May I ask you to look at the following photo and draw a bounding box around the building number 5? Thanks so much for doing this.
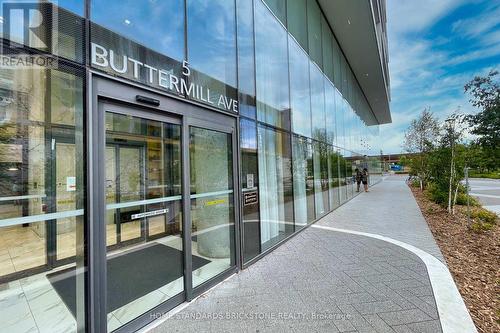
[182,60,190,76]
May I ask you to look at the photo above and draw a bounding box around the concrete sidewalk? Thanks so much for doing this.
[145,176,476,333]
[318,175,445,263]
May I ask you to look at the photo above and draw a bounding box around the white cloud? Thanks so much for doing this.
[451,1,500,38]
[382,0,499,154]
[387,0,467,36]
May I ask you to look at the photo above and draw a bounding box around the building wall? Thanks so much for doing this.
[0,0,387,331]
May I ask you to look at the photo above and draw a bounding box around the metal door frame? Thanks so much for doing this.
[88,73,240,333]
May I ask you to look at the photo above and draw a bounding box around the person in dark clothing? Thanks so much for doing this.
[362,168,369,192]
[355,168,362,192]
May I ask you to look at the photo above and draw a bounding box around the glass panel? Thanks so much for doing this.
[320,142,330,212]
[328,145,340,209]
[263,0,286,25]
[322,16,334,82]
[310,62,326,141]
[240,119,261,263]
[0,67,85,332]
[307,0,322,68]
[187,0,238,109]
[91,0,184,61]
[190,127,235,287]
[289,37,312,138]
[345,150,354,199]
[292,136,315,227]
[313,141,324,217]
[54,0,85,15]
[325,78,336,144]
[255,0,290,129]
[333,38,342,89]
[338,149,347,203]
[0,2,84,62]
[237,0,257,119]
[334,88,343,147]
[104,112,183,331]
[287,0,308,51]
[257,125,294,249]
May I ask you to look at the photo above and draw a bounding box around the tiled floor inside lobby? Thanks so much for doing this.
[0,232,230,333]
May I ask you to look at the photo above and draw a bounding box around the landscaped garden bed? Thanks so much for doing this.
[409,184,499,333]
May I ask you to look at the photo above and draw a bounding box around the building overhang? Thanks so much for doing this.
[318,0,392,125]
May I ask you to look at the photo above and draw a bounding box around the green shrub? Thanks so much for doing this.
[471,209,498,224]
[455,193,480,206]
[410,179,420,188]
[426,183,448,206]
[471,221,495,232]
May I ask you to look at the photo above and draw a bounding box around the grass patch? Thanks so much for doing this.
[469,170,500,179]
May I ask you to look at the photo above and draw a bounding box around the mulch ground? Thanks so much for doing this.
[410,184,500,333]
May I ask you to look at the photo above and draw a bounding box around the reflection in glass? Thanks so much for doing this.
[287,0,308,51]
[257,125,294,250]
[91,0,185,61]
[345,150,354,200]
[264,0,286,24]
[325,79,336,144]
[328,146,341,209]
[255,0,290,129]
[333,38,342,89]
[240,119,261,263]
[289,38,312,138]
[190,127,235,287]
[310,62,326,141]
[0,67,85,332]
[187,0,238,109]
[237,0,257,118]
[320,142,330,213]
[338,149,347,203]
[292,136,315,227]
[105,113,183,331]
[322,16,334,81]
[307,0,323,68]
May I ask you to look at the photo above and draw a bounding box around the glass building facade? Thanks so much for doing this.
[0,0,387,332]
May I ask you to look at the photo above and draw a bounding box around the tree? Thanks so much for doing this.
[403,109,440,189]
[440,113,467,214]
[464,70,500,170]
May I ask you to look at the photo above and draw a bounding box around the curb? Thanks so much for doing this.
[311,224,478,333]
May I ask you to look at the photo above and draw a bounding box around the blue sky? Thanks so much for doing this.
[379,0,500,154]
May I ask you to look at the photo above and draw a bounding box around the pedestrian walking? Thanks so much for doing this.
[355,168,362,192]
[362,168,369,192]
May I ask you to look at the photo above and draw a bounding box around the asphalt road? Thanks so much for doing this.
[467,178,500,215]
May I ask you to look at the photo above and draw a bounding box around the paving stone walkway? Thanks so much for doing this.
[318,175,445,263]
[147,175,474,333]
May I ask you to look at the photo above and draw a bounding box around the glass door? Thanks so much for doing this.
[101,105,184,332]
[189,126,237,288]
[97,101,238,331]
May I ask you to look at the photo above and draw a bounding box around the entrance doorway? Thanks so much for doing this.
[91,100,238,332]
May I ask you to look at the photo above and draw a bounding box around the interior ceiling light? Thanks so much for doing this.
[7,167,18,171]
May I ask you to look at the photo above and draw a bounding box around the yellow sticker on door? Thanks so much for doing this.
[205,198,227,206]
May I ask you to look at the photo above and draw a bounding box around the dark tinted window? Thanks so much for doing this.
[287,0,308,51]
[307,0,322,68]
[263,0,286,25]
[240,118,261,262]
